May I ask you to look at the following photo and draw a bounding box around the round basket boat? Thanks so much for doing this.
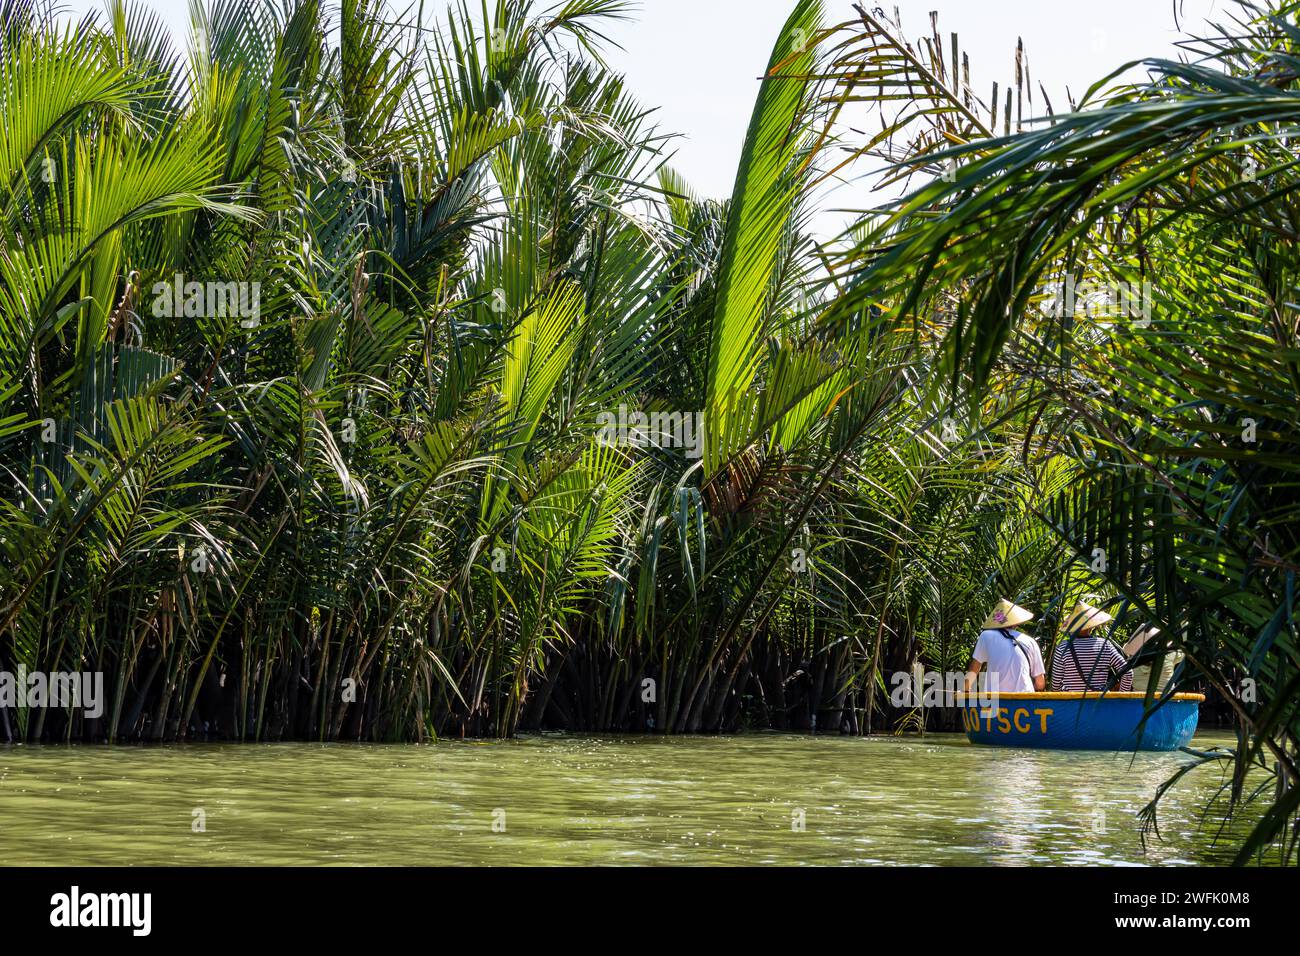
[959,692,1205,752]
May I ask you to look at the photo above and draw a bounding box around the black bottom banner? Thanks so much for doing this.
[0,865,1282,942]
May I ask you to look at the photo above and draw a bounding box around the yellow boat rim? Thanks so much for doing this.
[966,691,1205,702]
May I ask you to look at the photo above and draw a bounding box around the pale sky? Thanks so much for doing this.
[63,0,1227,198]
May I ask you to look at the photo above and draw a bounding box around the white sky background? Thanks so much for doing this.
[62,0,1229,201]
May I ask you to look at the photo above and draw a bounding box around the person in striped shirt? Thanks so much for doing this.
[1051,600,1133,692]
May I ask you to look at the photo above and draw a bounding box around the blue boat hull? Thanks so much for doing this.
[961,692,1203,751]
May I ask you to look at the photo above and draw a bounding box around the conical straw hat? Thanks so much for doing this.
[1063,600,1114,635]
[1122,625,1160,657]
[982,598,1034,630]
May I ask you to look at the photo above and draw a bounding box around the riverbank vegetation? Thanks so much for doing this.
[1,0,1296,862]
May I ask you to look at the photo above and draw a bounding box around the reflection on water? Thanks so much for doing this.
[0,732,1247,865]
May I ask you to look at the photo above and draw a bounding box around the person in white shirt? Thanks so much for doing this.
[965,599,1046,694]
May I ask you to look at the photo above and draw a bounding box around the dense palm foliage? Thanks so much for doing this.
[0,0,1036,748]
[818,0,1300,863]
[1,0,1296,863]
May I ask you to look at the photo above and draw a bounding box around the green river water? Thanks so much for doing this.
[0,731,1248,865]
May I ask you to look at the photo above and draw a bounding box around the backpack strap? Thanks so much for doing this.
[999,629,1037,682]
[1067,636,1107,691]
